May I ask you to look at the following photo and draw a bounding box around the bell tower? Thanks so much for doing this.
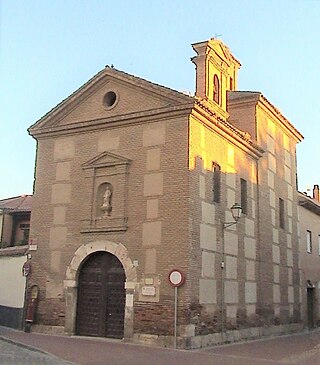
[191,38,241,120]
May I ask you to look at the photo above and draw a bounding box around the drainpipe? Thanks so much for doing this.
[221,220,225,341]
[0,209,3,245]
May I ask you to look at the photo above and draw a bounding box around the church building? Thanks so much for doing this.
[27,38,303,348]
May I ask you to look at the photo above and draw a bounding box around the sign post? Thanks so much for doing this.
[168,269,185,349]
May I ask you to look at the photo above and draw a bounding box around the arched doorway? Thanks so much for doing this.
[76,251,126,338]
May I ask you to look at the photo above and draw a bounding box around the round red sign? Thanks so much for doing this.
[168,269,185,287]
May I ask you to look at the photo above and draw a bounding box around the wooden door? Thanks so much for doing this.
[307,287,314,328]
[76,252,125,338]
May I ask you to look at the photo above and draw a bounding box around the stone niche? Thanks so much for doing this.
[82,151,131,232]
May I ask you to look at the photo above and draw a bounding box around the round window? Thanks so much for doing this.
[103,91,117,108]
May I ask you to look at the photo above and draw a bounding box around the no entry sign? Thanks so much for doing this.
[168,269,185,287]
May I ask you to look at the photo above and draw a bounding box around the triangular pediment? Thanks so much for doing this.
[29,67,192,136]
[82,151,131,170]
[208,39,241,68]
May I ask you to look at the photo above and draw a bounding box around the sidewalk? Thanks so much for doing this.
[0,335,77,365]
[0,325,319,365]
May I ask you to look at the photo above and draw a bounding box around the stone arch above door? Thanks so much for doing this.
[64,240,137,289]
[63,240,137,338]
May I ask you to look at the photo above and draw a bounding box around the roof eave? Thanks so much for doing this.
[258,94,304,143]
[28,67,193,136]
[298,193,320,215]
[192,99,264,159]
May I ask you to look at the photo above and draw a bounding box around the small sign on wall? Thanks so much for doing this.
[141,286,156,296]
[139,274,161,302]
[28,238,38,251]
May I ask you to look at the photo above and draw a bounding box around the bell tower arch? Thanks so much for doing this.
[191,37,241,120]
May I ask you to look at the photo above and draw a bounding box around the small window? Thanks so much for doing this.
[230,77,233,90]
[212,162,221,203]
[19,223,30,244]
[279,198,285,229]
[19,223,30,229]
[240,178,248,214]
[307,230,312,253]
[103,91,117,108]
[213,74,220,104]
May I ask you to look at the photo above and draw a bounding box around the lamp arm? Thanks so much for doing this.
[222,221,237,229]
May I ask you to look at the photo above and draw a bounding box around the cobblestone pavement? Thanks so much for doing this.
[0,326,319,365]
[0,337,77,365]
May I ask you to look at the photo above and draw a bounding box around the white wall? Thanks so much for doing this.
[0,256,26,308]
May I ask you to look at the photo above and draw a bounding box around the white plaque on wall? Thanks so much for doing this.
[141,286,156,296]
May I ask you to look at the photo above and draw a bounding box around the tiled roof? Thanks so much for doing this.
[0,195,32,213]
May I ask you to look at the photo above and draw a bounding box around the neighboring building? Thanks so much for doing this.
[298,185,320,328]
[27,38,303,348]
[0,195,32,328]
[0,195,32,249]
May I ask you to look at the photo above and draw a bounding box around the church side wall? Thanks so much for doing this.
[255,106,301,326]
[186,114,260,347]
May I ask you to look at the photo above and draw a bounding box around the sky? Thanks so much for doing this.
[1,0,319,199]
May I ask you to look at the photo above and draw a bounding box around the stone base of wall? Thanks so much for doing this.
[30,322,304,350]
[0,305,24,329]
[31,325,66,335]
[132,333,174,348]
[133,323,304,349]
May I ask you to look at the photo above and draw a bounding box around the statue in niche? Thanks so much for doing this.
[101,184,113,216]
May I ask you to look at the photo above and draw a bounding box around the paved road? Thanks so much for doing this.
[204,330,320,364]
[0,326,320,365]
[0,337,76,365]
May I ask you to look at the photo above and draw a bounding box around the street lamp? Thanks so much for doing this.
[222,203,242,229]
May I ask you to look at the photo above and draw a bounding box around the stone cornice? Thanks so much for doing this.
[29,103,194,139]
[196,97,230,121]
